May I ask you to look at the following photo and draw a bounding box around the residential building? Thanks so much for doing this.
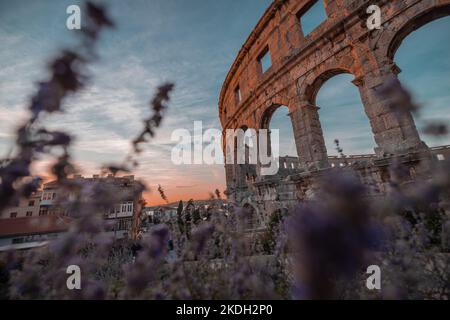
[0,215,71,251]
[40,174,143,239]
[0,191,42,219]
[0,174,144,251]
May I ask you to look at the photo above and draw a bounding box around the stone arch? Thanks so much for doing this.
[387,5,450,148]
[233,125,248,155]
[260,104,284,130]
[237,125,254,165]
[302,67,356,105]
[222,123,251,152]
[223,124,251,197]
[259,89,293,130]
[290,67,363,166]
[230,124,258,191]
[259,103,299,160]
[358,3,449,155]
[386,3,450,62]
[309,69,376,155]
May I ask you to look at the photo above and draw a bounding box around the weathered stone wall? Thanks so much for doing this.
[219,0,450,225]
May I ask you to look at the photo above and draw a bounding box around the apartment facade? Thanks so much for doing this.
[0,174,144,250]
[0,215,71,252]
[39,174,144,239]
[0,191,42,219]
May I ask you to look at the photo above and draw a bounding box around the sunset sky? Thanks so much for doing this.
[1,1,449,205]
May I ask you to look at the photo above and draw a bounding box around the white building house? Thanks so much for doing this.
[0,215,71,252]
[0,174,144,251]
[1,191,42,219]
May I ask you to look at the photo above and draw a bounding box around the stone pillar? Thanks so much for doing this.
[289,101,329,169]
[355,63,427,156]
[235,165,247,189]
[224,163,234,191]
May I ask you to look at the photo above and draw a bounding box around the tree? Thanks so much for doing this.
[193,208,201,224]
[177,200,184,234]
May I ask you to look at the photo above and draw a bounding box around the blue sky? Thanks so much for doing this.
[0,1,449,203]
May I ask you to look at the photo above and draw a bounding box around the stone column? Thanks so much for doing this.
[355,63,427,156]
[289,101,329,169]
[224,163,234,191]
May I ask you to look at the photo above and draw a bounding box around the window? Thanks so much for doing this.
[12,238,24,244]
[437,154,445,161]
[258,47,271,74]
[39,207,48,216]
[297,0,327,36]
[10,212,17,218]
[42,192,52,200]
[26,211,33,217]
[235,86,241,104]
[48,208,59,215]
[28,200,35,206]
[117,218,132,231]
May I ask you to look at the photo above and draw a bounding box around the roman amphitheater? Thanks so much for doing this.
[218,0,450,229]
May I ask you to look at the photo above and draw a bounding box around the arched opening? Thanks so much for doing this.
[313,73,376,156]
[387,5,450,61]
[391,10,450,148]
[260,105,298,172]
[231,125,258,189]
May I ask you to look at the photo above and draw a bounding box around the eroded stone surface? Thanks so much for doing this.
[219,0,450,228]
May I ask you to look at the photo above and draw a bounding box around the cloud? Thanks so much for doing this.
[3,1,448,205]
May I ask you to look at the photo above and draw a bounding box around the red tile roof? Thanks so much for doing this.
[0,216,72,238]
